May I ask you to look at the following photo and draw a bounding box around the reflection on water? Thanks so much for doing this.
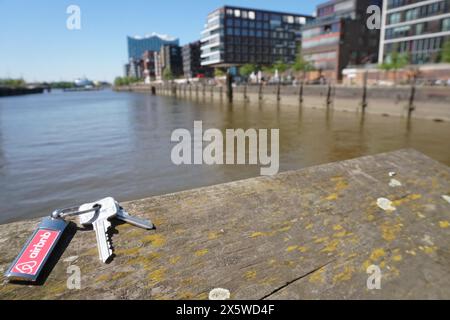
[0,89,449,224]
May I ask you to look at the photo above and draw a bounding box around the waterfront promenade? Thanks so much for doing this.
[1,149,449,299]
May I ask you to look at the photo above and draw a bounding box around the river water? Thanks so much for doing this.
[0,89,449,224]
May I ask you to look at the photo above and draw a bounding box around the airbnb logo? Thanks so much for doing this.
[14,261,38,274]
[11,229,59,276]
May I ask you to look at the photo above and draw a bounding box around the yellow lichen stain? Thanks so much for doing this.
[417,213,426,219]
[178,292,194,299]
[95,271,130,283]
[298,246,308,253]
[439,221,450,228]
[370,248,386,261]
[85,247,99,256]
[347,253,357,259]
[148,268,166,283]
[195,249,209,257]
[175,229,185,234]
[196,292,209,300]
[333,230,347,238]
[245,270,257,280]
[314,236,329,244]
[286,245,298,252]
[333,265,354,283]
[305,223,314,230]
[333,225,343,231]
[392,194,422,206]
[419,246,437,255]
[115,247,141,256]
[349,235,360,245]
[208,231,220,240]
[309,267,325,284]
[181,278,195,286]
[278,225,292,232]
[142,234,166,247]
[367,214,375,222]
[380,221,403,242]
[321,239,340,253]
[392,255,402,262]
[250,232,266,238]
[95,274,109,283]
[261,277,278,286]
[169,256,181,265]
[362,260,371,271]
[335,179,349,191]
[127,252,160,268]
[388,266,400,277]
[406,250,416,256]
[326,193,338,201]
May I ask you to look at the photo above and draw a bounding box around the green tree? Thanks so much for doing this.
[293,47,314,81]
[0,78,26,87]
[214,68,226,77]
[113,76,140,87]
[273,60,289,74]
[239,64,257,79]
[379,50,409,84]
[441,40,450,63]
[162,67,174,81]
[261,65,274,75]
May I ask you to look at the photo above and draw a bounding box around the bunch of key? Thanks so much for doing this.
[75,197,154,263]
[5,197,154,282]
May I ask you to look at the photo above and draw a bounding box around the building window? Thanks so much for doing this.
[296,17,306,25]
[443,18,450,31]
[249,11,256,20]
[405,8,419,21]
[389,13,401,24]
[226,9,233,15]
[283,15,294,24]
[416,23,424,35]
[234,9,241,18]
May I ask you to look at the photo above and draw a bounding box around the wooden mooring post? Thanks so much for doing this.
[361,71,368,113]
[326,82,333,109]
[226,73,233,103]
[408,76,416,119]
[258,82,263,101]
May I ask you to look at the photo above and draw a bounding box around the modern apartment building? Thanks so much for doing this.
[124,59,143,78]
[127,33,179,60]
[142,50,156,81]
[182,41,213,79]
[379,0,450,64]
[301,0,381,81]
[200,6,313,68]
[155,44,183,80]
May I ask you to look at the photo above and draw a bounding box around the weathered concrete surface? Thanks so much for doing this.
[0,149,449,300]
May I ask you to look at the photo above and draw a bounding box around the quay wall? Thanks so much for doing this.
[116,84,450,121]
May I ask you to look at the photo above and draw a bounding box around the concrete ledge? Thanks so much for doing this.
[1,149,449,299]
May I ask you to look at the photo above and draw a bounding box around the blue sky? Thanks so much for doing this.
[0,0,322,82]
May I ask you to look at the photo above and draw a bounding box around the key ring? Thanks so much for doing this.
[51,204,101,219]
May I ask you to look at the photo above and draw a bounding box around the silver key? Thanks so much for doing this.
[79,197,118,263]
[116,208,154,230]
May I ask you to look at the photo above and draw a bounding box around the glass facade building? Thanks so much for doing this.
[200,6,313,67]
[127,34,179,60]
[379,0,450,64]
